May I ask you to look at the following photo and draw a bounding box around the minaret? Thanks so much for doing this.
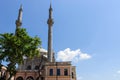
[15,5,23,29]
[47,3,54,62]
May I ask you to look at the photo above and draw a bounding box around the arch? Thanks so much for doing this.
[36,77,44,80]
[16,76,24,80]
[36,77,39,80]
[26,76,34,80]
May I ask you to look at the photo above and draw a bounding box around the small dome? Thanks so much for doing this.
[1,66,7,70]
[37,48,47,57]
[38,48,47,53]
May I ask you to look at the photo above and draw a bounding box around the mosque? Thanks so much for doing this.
[1,3,76,80]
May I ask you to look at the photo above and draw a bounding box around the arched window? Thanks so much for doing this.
[26,76,34,80]
[36,77,39,80]
[16,76,23,80]
[35,66,39,70]
[26,65,31,70]
[36,77,44,80]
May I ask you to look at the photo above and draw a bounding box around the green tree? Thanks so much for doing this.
[0,28,41,80]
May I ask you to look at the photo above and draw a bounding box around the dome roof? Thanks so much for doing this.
[1,66,7,70]
[37,48,48,58]
[37,48,47,53]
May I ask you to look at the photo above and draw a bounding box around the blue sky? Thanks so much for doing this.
[0,0,120,80]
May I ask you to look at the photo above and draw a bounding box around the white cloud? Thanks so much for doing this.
[56,48,91,62]
[117,70,120,74]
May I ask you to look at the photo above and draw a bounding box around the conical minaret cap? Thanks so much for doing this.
[47,3,54,27]
[16,4,23,27]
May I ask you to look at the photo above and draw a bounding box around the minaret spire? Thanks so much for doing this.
[16,4,23,28]
[47,3,54,62]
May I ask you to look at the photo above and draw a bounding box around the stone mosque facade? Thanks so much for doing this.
[11,3,76,80]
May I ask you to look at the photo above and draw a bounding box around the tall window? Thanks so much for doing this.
[57,69,60,76]
[64,69,68,76]
[50,69,53,76]
[72,72,74,78]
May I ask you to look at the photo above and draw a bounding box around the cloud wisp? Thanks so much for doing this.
[56,48,91,62]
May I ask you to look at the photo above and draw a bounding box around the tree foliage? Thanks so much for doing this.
[0,28,41,80]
